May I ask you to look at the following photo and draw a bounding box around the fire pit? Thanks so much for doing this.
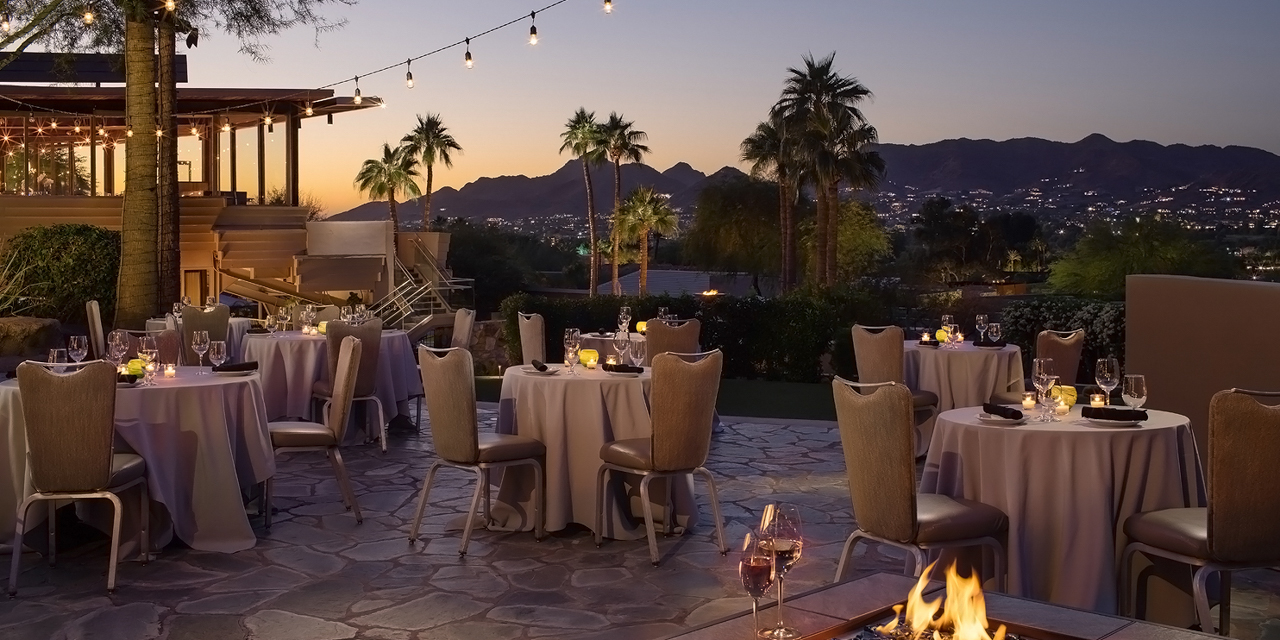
[857,562,1011,640]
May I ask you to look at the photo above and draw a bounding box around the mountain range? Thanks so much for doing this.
[329,134,1280,223]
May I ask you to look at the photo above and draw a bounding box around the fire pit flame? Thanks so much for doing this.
[871,562,1007,640]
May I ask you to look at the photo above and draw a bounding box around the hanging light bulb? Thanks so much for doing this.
[604,0,613,14]
[465,38,473,69]
[83,8,94,25]
[97,125,105,136]
[1,15,10,33]
[353,76,362,104]
[50,120,57,129]
[405,59,414,88]
[529,11,538,45]
[190,124,199,136]
[74,121,81,133]
[304,103,314,117]
[164,0,175,10]
[221,118,231,133]
[264,114,273,126]
[126,123,133,137]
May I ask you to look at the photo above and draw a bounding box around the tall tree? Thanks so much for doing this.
[740,118,798,290]
[558,108,605,296]
[683,177,786,296]
[157,10,181,309]
[599,113,650,295]
[617,186,677,295]
[830,121,885,284]
[354,144,421,246]
[116,5,159,328]
[400,113,461,231]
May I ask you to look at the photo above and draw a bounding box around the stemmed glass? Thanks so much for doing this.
[277,308,291,332]
[1095,357,1120,405]
[759,504,804,640]
[987,322,1002,343]
[192,330,210,375]
[265,314,278,337]
[205,295,216,309]
[975,314,988,342]
[354,304,368,325]
[68,336,88,363]
[739,530,776,637]
[564,329,581,376]
[629,339,646,368]
[1032,358,1057,422]
[618,306,632,332]
[208,341,227,372]
[657,307,669,324]
[612,331,631,365]
[945,323,961,349]
[1122,374,1148,410]
[137,336,158,386]
[172,302,184,317]
[108,330,129,369]
[181,296,191,307]
[340,306,352,323]
[47,349,68,374]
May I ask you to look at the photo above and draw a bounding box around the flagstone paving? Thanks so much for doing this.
[0,408,1276,639]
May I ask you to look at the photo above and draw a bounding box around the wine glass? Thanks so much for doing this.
[1032,358,1056,422]
[181,295,191,307]
[941,314,954,330]
[68,335,88,363]
[355,304,368,324]
[1122,374,1148,409]
[657,307,669,324]
[564,329,581,375]
[1095,357,1120,405]
[987,322,1002,343]
[108,330,129,369]
[137,336,158,386]
[192,330,210,375]
[265,314,278,337]
[739,530,775,637]
[974,314,988,342]
[612,331,631,365]
[945,323,961,349]
[618,306,632,332]
[629,339,647,367]
[205,295,216,309]
[208,340,227,372]
[47,348,68,374]
[760,504,804,640]
[172,302,184,317]
[340,306,352,323]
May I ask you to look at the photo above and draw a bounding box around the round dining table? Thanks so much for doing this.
[579,331,646,362]
[904,341,1025,410]
[920,404,1204,615]
[0,366,274,554]
[241,329,419,424]
[146,316,254,364]
[494,364,696,540]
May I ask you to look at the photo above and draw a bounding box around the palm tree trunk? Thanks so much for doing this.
[582,159,599,296]
[814,184,828,286]
[422,163,433,229]
[826,181,839,285]
[611,157,622,295]
[388,193,399,248]
[783,181,797,290]
[116,15,158,329]
[158,16,181,307]
[639,226,650,295]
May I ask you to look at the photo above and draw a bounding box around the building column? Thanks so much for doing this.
[256,121,265,205]
[286,113,300,207]
[229,126,237,201]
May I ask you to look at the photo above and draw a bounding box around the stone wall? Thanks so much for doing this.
[0,317,62,373]
[468,319,511,376]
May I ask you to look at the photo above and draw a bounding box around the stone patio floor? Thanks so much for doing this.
[1,407,1277,640]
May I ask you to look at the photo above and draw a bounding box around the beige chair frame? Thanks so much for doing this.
[264,398,363,529]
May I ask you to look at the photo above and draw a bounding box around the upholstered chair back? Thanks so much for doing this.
[155,329,183,366]
[649,350,722,472]
[326,319,383,398]
[17,361,118,492]
[1206,390,1280,563]
[518,313,546,364]
[181,304,231,365]
[86,300,106,359]
[1036,330,1085,386]
[645,318,701,366]
[452,308,476,350]
[832,379,917,543]
[324,337,362,443]
[419,347,479,464]
[851,325,905,384]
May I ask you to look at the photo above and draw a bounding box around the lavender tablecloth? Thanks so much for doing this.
[147,317,253,365]
[904,341,1025,410]
[579,332,646,363]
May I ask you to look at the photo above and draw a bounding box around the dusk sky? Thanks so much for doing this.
[183,0,1280,214]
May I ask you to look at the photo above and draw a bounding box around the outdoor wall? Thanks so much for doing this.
[1126,274,1280,459]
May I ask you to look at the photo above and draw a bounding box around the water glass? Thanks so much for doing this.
[629,339,646,367]
[355,304,368,324]
[987,322,1002,343]
[172,302,184,316]
[612,331,631,364]
[618,306,632,332]
[137,336,158,386]
[205,295,216,309]
[68,335,88,363]
[1095,357,1120,403]
[340,306,352,323]
[108,330,129,368]
[1032,358,1056,422]
[208,341,227,370]
[945,323,961,349]
[192,330,211,374]
[265,315,278,337]
[277,308,291,331]
[739,530,775,637]
[941,314,954,329]
[1122,374,1148,409]
[181,295,191,307]
[657,307,669,323]
[975,314,988,341]
[47,349,68,374]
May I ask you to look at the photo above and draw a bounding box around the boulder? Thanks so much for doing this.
[0,317,62,359]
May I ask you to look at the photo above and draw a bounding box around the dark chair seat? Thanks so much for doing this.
[312,379,333,398]
[1123,507,1208,559]
[269,421,338,448]
[477,433,546,463]
[108,453,146,488]
[599,437,652,470]
[912,389,939,409]
[915,493,1008,544]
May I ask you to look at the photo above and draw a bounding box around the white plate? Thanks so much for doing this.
[522,365,560,376]
[588,332,615,338]
[117,380,140,388]
[214,370,256,377]
[1084,417,1142,428]
[977,345,1005,351]
[976,412,1027,426]
[604,371,640,378]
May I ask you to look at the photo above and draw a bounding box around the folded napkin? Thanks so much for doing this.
[982,403,1023,420]
[530,360,548,372]
[918,338,940,346]
[601,363,644,374]
[973,340,1007,348]
[4,370,14,380]
[1082,407,1148,421]
[246,327,269,334]
[118,373,139,384]
[212,361,258,373]
[595,329,614,338]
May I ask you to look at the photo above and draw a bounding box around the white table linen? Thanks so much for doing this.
[904,341,1025,410]
[0,367,275,553]
[147,317,253,364]
[580,332,646,362]
[495,365,696,540]
[921,405,1204,614]
[241,330,418,423]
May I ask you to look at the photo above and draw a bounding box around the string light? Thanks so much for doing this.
[83,8,94,25]
[465,38,473,68]
[50,120,57,129]
[221,118,231,133]
[1,15,10,33]
[304,103,314,116]
[74,121,81,133]
[190,124,199,136]
[126,122,133,137]
[353,76,362,104]
[97,125,105,136]
[405,59,414,88]
[528,11,538,45]
[604,0,612,14]
[264,114,273,126]
[164,0,175,10]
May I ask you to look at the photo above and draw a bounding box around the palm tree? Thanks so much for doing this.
[741,118,799,291]
[559,109,606,296]
[116,10,159,328]
[401,113,462,230]
[830,121,885,283]
[617,186,678,295]
[599,113,650,294]
[354,144,422,245]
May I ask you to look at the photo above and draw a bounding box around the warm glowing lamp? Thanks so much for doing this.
[636,321,647,334]
[164,364,177,378]
[580,349,599,369]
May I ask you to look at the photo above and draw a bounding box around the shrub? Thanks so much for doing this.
[2,224,120,324]
[1000,296,1126,380]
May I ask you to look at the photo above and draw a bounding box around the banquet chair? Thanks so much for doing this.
[409,346,546,555]
[594,350,728,566]
[264,336,363,528]
[452,308,476,350]
[86,300,106,360]
[851,325,939,457]
[518,313,545,364]
[404,315,436,431]
[180,304,230,366]
[9,360,149,595]
[1120,388,1280,634]
[831,377,1007,589]
[1037,329,1085,386]
[312,319,386,452]
[643,318,701,366]
[119,329,182,365]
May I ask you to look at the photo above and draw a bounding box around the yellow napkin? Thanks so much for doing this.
[318,321,328,335]
[126,359,144,376]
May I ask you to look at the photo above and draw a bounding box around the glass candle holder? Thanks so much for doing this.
[1022,392,1037,410]
[605,355,618,366]
[1055,400,1070,416]
[1090,394,1106,408]
[580,349,599,369]
[164,364,177,378]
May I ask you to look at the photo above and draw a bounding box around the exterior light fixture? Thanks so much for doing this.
[164,0,175,11]
[327,113,333,126]
[83,9,94,25]
[529,12,538,45]
[221,118,231,133]
[97,126,105,136]
[353,76,362,104]
[50,120,57,129]
[405,59,414,88]
[126,124,134,137]
[465,38,473,68]
[604,0,612,14]
[190,125,199,136]
[264,115,273,126]
[74,121,81,133]
[1,15,11,33]
[305,103,314,116]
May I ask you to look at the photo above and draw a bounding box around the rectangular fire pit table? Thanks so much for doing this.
[666,572,1218,640]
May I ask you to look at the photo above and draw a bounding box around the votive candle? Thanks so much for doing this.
[1022,392,1036,410]
[1055,400,1070,416]
[605,355,618,366]
[1090,394,1106,408]
[164,364,177,378]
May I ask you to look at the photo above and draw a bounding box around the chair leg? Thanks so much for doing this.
[1192,565,1216,634]
[695,468,727,555]
[369,397,387,453]
[531,459,545,542]
[415,396,422,431]
[1220,571,1232,636]
[834,532,862,583]
[105,493,123,593]
[139,482,150,565]
[8,496,34,597]
[482,468,492,527]
[663,479,674,537]
[409,462,442,543]
[908,547,926,577]
[263,478,274,531]
[328,448,362,524]
[458,468,485,556]
[1119,544,1137,617]
[639,474,661,566]
[983,538,1005,593]
[46,501,56,567]
[594,466,609,548]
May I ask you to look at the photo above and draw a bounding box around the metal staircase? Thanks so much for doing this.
[371,237,473,328]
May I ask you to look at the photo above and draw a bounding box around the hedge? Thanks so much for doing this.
[1000,296,1126,382]
[2,224,120,325]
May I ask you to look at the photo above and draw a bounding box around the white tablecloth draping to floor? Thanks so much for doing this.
[921,405,1204,615]
[241,330,419,424]
[904,341,1025,410]
[0,368,275,554]
[579,332,646,362]
[495,365,696,540]
[146,317,253,364]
